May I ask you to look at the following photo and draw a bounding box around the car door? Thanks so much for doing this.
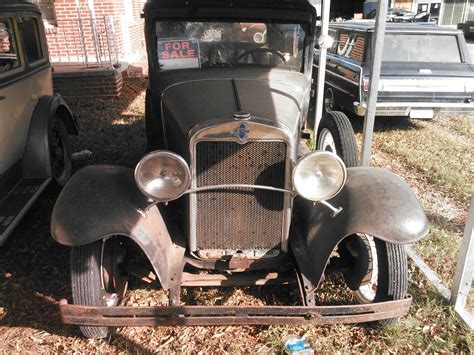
[330,30,365,111]
[0,15,27,177]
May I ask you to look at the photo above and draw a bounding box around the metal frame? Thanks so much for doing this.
[58,296,413,327]
[451,194,474,329]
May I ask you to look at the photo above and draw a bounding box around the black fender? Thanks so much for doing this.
[51,165,185,291]
[24,94,78,178]
[291,167,428,287]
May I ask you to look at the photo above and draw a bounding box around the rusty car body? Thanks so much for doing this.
[50,0,428,338]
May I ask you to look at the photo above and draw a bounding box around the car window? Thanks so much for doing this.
[336,31,365,62]
[156,21,307,72]
[22,17,44,64]
[383,33,461,63]
[0,18,21,74]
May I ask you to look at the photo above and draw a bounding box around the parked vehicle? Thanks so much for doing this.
[457,20,474,39]
[0,1,77,246]
[51,0,428,338]
[315,21,474,119]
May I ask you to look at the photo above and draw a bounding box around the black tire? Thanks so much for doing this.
[71,239,127,339]
[355,236,408,327]
[317,111,358,167]
[49,115,72,187]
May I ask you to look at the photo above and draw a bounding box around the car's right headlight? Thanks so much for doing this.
[293,151,347,201]
[135,151,191,202]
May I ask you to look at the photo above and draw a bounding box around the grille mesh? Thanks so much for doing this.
[195,141,287,251]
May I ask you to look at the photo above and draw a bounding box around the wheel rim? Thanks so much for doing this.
[49,122,67,180]
[354,234,379,304]
[317,128,337,153]
[324,88,335,112]
[100,238,127,307]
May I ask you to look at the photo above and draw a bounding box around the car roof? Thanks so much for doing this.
[0,0,41,13]
[329,20,461,34]
[145,0,314,10]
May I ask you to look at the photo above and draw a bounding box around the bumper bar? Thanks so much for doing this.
[59,296,412,326]
[353,101,474,117]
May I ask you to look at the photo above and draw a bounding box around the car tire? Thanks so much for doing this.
[48,115,72,187]
[317,111,358,167]
[71,238,128,339]
[354,235,408,327]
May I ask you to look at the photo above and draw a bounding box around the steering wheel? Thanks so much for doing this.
[237,47,286,65]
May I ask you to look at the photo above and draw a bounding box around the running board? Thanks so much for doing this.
[59,296,412,327]
[0,177,51,246]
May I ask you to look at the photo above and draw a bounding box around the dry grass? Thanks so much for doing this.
[0,81,472,352]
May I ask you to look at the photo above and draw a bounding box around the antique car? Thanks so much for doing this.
[315,21,474,119]
[0,1,76,246]
[51,0,428,339]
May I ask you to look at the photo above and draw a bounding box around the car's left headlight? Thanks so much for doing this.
[293,151,347,201]
[135,151,191,202]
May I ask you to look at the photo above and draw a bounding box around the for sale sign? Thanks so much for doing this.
[158,39,200,70]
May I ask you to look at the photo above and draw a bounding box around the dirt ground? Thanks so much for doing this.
[0,80,472,352]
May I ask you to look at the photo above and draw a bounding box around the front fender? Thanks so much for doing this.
[291,167,428,287]
[51,165,184,290]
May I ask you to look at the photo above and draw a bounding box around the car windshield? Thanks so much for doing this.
[156,21,306,71]
[382,33,461,62]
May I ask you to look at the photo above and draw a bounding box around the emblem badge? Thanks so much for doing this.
[234,122,250,143]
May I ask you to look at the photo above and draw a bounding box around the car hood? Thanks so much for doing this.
[159,69,309,143]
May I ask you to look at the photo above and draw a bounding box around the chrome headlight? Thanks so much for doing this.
[293,151,347,201]
[135,151,191,202]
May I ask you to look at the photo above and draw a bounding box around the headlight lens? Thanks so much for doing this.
[135,151,191,202]
[293,151,347,201]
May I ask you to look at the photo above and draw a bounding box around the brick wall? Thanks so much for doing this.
[53,68,123,97]
[45,0,146,64]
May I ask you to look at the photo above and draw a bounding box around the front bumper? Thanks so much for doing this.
[353,101,474,118]
[59,296,412,326]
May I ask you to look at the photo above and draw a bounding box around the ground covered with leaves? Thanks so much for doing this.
[0,80,472,352]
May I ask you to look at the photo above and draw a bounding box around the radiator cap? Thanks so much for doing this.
[234,111,251,121]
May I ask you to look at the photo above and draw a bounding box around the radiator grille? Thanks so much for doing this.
[195,141,287,251]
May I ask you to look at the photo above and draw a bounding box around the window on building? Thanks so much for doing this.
[0,18,21,74]
[22,17,44,64]
[30,0,57,26]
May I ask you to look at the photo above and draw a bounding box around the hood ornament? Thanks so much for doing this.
[233,111,251,121]
[234,122,250,143]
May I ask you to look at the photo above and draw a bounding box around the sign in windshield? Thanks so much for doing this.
[156,21,306,71]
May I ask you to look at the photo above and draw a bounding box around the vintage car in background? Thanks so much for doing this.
[51,0,428,339]
[0,1,77,246]
[315,21,474,119]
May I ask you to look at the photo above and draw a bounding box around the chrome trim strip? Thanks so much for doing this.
[188,118,295,255]
[185,184,296,195]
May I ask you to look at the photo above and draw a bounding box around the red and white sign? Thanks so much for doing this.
[158,39,200,70]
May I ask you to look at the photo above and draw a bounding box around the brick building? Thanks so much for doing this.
[30,0,147,97]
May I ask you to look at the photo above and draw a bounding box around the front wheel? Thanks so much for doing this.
[354,234,408,327]
[317,111,358,167]
[71,238,128,339]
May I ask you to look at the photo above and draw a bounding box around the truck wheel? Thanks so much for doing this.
[354,234,408,327]
[71,238,128,339]
[49,115,72,187]
[317,111,358,167]
[323,87,337,112]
